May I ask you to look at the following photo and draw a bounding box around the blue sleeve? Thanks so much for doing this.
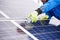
[41,0,60,13]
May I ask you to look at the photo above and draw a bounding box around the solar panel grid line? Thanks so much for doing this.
[43,26,58,31]
[56,27,60,31]
[36,27,47,33]
[39,34,52,40]
[33,31,60,35]
[28,26,60,34]
[48,27,56,31]
[29,28,37,34]
[34,25,53,27]
[48,32,60,39]
[33,27,46,33]
[33,27,40,33]
[49,26,60,31]
[34,32,60,40]
[34,35,52,40]
[28,33,60,40]
[49,33,58,39]
[55,38,60,40]
[28,24,56,27]
[51,26,58,31]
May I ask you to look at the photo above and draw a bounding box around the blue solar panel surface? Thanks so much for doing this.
[20,21,60,40]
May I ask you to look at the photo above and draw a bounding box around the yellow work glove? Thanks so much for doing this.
[38,13,49,25]
[40,15,49,20]
[38,13,49,20]
[28,11,38,23]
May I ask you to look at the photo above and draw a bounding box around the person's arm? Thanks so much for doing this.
[36,0,60,14]
[41,0,60,13]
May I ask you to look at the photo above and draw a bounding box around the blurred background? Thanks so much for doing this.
[0,0,38,18]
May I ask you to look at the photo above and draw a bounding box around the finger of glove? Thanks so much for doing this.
[31,16,38,23]
[40,16,49,20]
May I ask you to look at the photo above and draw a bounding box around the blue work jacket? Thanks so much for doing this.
[41,0,60,20]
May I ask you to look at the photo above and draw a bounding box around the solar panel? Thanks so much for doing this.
[20,20,60,40]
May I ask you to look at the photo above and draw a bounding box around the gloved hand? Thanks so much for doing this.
[28,11,38,23]
[38,13,49,20]
[38,13,49,25]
